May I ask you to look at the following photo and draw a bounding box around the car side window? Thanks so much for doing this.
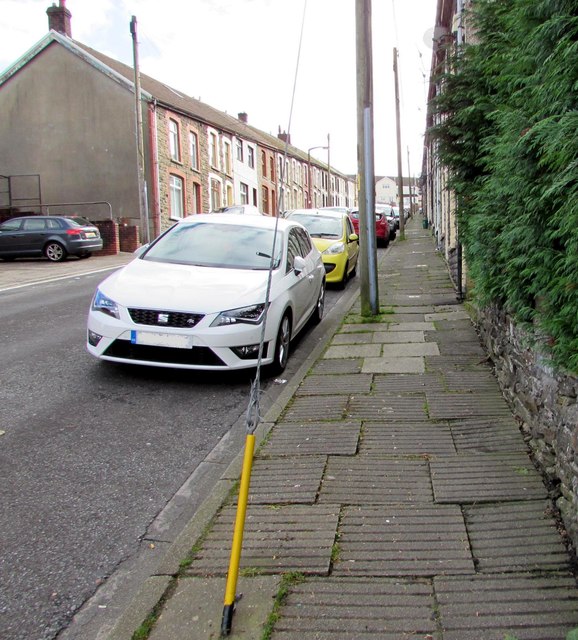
[286,229,302,274]
[0,219,22,231]
[47,219,62,229]
[23,219,47,231]
[346,217,354,236]
[295,226,313,257]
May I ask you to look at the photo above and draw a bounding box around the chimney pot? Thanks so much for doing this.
[238,112,248,123]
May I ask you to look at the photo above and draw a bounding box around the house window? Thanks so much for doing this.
[190,182,200,213]
[261,151,267,177]
[262,186,269,214]
[189,131,199,170]
[210,178,222,211]
[248,146,255,169]
[209,132,219,168]
[226,183,234,206]
[240,182,249,204]
[236,139,243,162]
[270,157,275,181]
[169,119,181,162]
[223,140,232,175]
[169,174,184,219]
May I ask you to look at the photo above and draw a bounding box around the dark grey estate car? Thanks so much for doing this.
[0,215,103,262]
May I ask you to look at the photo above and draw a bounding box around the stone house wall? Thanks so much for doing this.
[475,304,578,551]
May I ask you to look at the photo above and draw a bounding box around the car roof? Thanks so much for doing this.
[287,208,345,218]
[181,213,295,232]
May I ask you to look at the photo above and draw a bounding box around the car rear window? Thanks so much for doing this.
[67,217,93,227]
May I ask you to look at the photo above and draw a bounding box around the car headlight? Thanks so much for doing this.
[323,242,346,256]
[211,303,266,327]
[92,289,120,319]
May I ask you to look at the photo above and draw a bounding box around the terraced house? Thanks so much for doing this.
[0,1,355,248]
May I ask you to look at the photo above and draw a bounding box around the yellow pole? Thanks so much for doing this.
[221,433,256,635]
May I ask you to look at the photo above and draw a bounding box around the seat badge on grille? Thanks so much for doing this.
[158,313,169,324]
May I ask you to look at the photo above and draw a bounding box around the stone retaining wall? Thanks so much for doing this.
[475,304,578,552]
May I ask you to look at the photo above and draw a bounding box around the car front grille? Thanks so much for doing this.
[128,308,204,328]
[104,340,226,367]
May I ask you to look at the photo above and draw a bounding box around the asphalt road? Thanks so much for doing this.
[0,269,348,640]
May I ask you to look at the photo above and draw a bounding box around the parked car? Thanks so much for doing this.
[349,207,390,247]
[215,204,263,216]
[87,214,325,373]
[285,208,359,288]
[376,204,397,240]
[0,215,103,262]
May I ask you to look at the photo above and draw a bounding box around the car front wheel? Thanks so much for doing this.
[269,313,291,375]
[45,242,67,262]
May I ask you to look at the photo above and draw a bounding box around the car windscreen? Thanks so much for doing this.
[142,221,282,270]
[289,214,342,238]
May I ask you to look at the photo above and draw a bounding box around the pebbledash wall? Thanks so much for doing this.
[475,305,578,552]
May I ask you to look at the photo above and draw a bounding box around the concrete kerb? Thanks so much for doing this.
[105,279,363,640]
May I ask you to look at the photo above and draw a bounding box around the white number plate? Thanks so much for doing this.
[131,331,193,349]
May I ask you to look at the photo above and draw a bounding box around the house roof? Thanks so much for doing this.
[0,30,342,176]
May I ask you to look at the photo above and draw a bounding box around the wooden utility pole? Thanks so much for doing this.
[393,47,405,239]
[356,0,379,315]
[130,16,150,244]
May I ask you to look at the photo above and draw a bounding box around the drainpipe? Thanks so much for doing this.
[148,100,161,238]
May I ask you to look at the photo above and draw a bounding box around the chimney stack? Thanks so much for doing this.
[238,112,248,123]
[277,128,291,145]
[47,0,72,37]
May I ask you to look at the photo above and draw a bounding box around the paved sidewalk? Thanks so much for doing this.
[108,217,578,640]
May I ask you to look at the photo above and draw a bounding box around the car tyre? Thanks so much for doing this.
[45,241,67,262]
[338,261,349,289]
[310,281,325,325]
[269,312,291,375]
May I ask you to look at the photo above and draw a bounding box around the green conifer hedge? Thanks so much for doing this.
[430,0,578,373]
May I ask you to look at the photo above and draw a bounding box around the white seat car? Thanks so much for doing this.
[87,214,325,373]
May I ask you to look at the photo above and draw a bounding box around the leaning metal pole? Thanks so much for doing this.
[356,0,379,316]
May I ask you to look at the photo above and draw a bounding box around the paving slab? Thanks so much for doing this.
[370,331,425,343]
[329,332,374,345]
[450,416,525,452]
[359,421,456,456]
[323,343,382,359]
[296,373,372,395]
[431,453,548,503]
[310,358,363,374]
[435,572,578,640]
[281,395,349,422]
[148,575,280,640]
[319,457,433,504]
[464,500,572,572]
[362,356,425,374]
[379,342,440,357]
[185,504,340,576]
[347,395,428,421]
[443,370,501,392]
[426,391,513,420]
[248,456,327,504]
[335,505,474,576]
[372,372,446,394]
[259,421,361,456]
[426,354,491,371]
[271,577,438,639]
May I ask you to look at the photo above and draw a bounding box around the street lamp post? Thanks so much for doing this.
[307,138,330,208]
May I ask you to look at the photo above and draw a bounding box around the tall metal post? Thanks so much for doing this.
[393,47,405,239]
[326,133,331,206]
[356,0,379,316]
[130,16,150,244]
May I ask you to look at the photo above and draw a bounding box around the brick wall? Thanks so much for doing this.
[93,219,119,255]
[119,224,140,252]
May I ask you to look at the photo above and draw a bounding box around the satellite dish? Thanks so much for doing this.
[423,25,450,49]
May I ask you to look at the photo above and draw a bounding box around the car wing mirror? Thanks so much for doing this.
[293,255,306,275]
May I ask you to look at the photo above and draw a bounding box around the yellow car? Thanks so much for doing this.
[285,208,359,287]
